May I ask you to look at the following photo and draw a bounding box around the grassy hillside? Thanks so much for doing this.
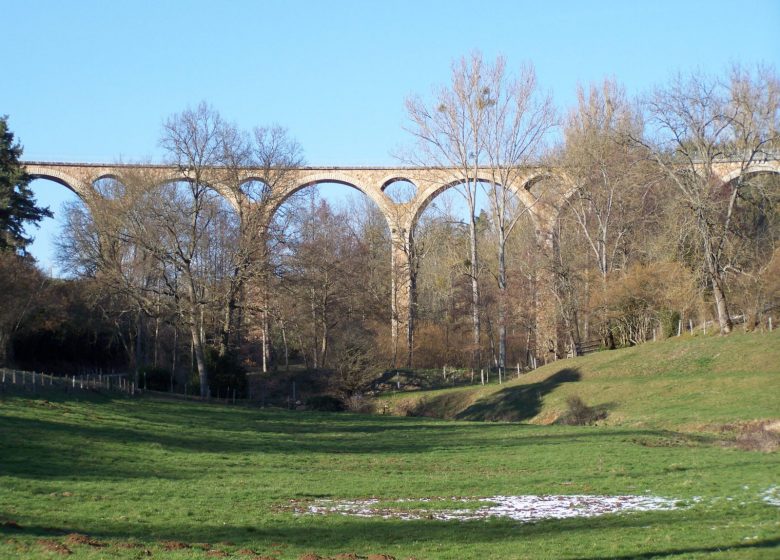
[380,331,780,430]
[0,331,778,559]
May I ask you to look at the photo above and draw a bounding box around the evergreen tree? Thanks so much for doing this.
[0,116,51,252]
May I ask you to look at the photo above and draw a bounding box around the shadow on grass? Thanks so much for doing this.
[452,368,581,422]
[0,388,727,484]
[1,511,778,559]
[573,537,780,559]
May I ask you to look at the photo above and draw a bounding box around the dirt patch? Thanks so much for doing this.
[65,533,105,547]
[719,420,780,452]
[366,555,396,560]
[161,540,190,550]
[114,542,143,549]
[299,555,324,560]
[36,539,72,555]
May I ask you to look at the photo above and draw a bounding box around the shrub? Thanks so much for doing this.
[662,310,681,339]
[344,394,376,414]
[305,395,346,412]
[556,395,607,426]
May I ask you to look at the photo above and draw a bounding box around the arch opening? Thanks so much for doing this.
[93,176,127,199]
[240,178,273,204]
[382,178,417,204]
[24,177,85,277]
[410,179,537,370]
[265,180,393,372]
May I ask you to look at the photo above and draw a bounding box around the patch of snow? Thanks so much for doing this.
[762,486,780,507]
[295,494,680,522]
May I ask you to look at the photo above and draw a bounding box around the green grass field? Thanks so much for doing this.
[1,332,779,559]
[381,331,780,429]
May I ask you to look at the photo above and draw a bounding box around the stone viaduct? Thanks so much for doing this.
[23,159,780,366]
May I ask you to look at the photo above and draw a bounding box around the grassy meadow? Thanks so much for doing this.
[1,332,779,559]
[381,331,780,429]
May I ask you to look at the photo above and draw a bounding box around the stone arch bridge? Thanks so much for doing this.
[23,160,780,366]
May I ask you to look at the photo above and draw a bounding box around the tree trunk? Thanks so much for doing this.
[497,227,507,371]
[703,229,733,334]
[600,272,616,350]
[310,288,319,368]
[185,278,209,398]
[261,317,268,373]
[189,316,209,398]
[134,311,143,387]
[708,259,733,334]
[279,318,289,371]
[407,240,418,369]
[218,295,234,358]
[153,315,160,367]
[320,296,329,368]
[171,325,177,392]
[468,198,481,369]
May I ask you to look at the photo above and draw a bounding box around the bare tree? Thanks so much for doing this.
[144,102,226,397]
[242,126,304,371]
[561,80,653,348]
[481,60,555,371]
[406,52,555,370]
[635,66,780,334]
[404,51,497,369]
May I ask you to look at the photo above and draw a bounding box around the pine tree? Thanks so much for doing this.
[0,115,51,252]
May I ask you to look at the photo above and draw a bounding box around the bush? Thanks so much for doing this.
[344,394,376,414]
[305,395,346,412]
[662,310,681,339]
[329,341,383,398]
[556,395,607,426]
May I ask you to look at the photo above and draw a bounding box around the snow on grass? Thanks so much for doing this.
[762,486,780,507]
[294,494,681,522]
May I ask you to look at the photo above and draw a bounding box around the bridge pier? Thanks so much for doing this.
[390,228,414,369]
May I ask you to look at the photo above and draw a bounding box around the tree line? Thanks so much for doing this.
[0,54,777,403]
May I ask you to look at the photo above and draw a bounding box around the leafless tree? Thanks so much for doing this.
[480,60,555,371]
[634,65,780,334]
[404,52,496,369]
[560,80,655,347]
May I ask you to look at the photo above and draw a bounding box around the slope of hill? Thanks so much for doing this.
[381,331,780,430]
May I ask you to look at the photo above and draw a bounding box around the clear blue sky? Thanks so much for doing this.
[3,0,779,272]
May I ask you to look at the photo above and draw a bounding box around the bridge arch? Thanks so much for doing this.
[403,169,573,240]
[381,176,419,205]
[267,171,394,231]
[719,161,780,185]
[25,165,92,200]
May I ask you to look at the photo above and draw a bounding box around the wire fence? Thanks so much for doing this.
[0,368,135,396]
[0,367,251,405]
